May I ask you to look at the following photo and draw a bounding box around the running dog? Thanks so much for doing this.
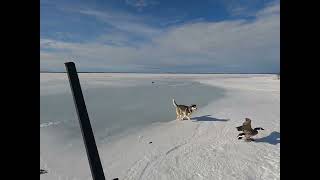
[172,99,197,120]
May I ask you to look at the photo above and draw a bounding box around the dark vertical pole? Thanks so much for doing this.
[65,62,106,180]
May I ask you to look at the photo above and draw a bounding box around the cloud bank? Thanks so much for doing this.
[40,2,279,73]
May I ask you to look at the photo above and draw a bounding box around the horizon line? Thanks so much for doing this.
[40,71,278,74]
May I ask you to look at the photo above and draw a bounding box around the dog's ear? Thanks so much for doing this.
[191,104,197,107]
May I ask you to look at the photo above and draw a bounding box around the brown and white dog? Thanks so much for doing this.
[172,99,197,120]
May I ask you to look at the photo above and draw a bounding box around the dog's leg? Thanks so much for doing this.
[182,112,187,120]
[186,116,191,120]
[176,111,180,120]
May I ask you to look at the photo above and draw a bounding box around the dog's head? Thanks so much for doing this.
[190,104,197,111]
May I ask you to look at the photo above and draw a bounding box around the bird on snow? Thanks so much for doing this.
[236,118,264,141]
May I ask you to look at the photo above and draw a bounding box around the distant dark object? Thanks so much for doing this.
[40,169,48,174]
[112,178,119,180]
[152,81,155,84]
[149,141,152,144]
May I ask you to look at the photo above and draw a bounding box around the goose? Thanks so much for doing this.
[236,118,264,141]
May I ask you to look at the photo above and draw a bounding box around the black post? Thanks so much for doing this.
[65,62,106,180]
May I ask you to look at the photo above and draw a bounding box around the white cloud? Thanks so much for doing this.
[256,2,280,17]
[77,9,161,37]
[40,2,280,73]
[124,0,159,11]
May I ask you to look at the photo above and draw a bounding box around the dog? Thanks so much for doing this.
[172,99,197,120]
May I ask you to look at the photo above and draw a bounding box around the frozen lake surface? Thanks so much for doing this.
[40,73,279,180]
[40,74,225,180]
[41,77,224,141]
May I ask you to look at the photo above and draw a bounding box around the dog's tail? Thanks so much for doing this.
[172,99,178,107]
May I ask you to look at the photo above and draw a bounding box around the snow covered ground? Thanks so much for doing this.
[40,73,280,180]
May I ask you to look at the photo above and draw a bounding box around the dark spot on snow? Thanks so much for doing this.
[149,141,152,144]
[40,169,48,174]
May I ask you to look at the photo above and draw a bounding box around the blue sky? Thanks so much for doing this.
[40,0,280,73]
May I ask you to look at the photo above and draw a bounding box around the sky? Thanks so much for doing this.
[40,0,280,73]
